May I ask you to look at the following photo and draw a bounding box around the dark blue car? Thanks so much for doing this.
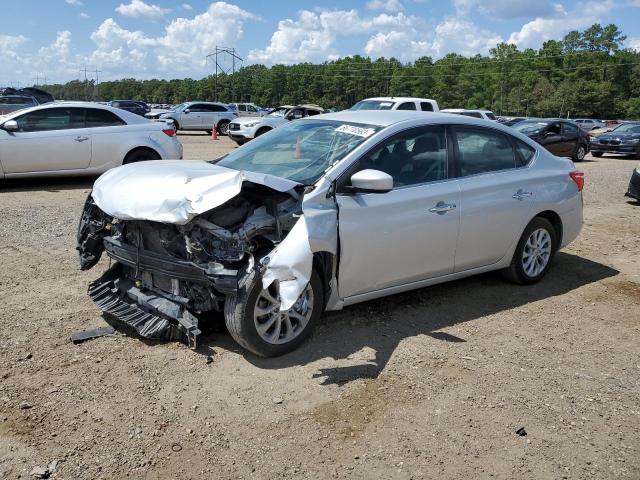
[591,122,640,159]
[108,100,149,116]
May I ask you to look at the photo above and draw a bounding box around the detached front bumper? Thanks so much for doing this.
[626,168,640,200]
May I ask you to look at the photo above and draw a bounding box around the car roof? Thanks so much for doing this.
[185,101,228,106]
[361,97,437,103]
[307,110,505,128]
[441,108,493,113]
[0,101,148,124]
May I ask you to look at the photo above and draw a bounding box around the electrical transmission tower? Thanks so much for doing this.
[205,46,243,102]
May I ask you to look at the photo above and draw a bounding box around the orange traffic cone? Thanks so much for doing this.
[211,125,218,141]
[295,136,301,159]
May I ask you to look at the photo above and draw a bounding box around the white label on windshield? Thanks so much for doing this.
[380,102,393,107]
[335,125,376,138]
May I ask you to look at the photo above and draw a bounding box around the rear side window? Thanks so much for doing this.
[485,112,497,120]
[86,109,126,127]
[203,104,229,112]
[397,102,416,111]
[306,109,321,116]
[514,139,536,166]
[562,122,578,134]
[420,102,434,112]
[460,111,483,118]
[454,127,516,176]
[14,107,85,132]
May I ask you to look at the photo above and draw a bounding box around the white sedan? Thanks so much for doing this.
[0,102,183,179]
[78,111,583,356]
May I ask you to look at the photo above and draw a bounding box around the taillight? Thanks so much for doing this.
[162,128,176,137]
[570,171,584,191]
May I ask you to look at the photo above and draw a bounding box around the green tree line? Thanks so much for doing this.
[41,24,640,119]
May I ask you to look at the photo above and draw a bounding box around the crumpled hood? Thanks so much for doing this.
[91,160,300,225]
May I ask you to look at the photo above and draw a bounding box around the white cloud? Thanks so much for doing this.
[627,38,640,52]
[182,3,192,10]
[79,12,90,19]
[248,9,423,64]
[65,0,84,6]
[508,0,615,49]
[366,0,404,13]
[89,2,257,75]
[115,0,171,21]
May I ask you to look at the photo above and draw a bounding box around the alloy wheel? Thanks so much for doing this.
[253,283,314,345]
[521,228,552,277]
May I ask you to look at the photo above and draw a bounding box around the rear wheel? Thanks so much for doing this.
[123,148,160,164]
[503,217,557,285]
[217,120,230,136]
[573,143,587,162]
[591,152,603,158]
[224,268,323,357]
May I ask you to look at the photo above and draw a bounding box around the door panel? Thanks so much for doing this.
[539,122,564,156]
[337,182,461,298]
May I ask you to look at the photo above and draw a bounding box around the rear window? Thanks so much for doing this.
[420,102,434,112]
[397,102,416,111]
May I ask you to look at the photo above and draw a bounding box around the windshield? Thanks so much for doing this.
[512,121,548,134]
[349,100,395,111]
[216,120,381,185]
[612,123,640,134]
[268,107,289,117]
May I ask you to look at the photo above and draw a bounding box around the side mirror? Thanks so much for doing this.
[184,109,191,114]
[2,120,18,132]
[347,169,393,194]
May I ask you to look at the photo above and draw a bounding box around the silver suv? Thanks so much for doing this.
[159,102,237,135]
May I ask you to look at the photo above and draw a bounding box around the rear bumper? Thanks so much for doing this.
[626,169,640,200]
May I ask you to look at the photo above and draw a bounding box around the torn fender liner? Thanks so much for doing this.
[261,216,314,311]
[88,264,201,348]
[91,160,300,225]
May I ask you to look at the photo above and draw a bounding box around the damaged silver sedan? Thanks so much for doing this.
[78,111,584,356]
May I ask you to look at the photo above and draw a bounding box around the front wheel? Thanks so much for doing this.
[503,217,558,285]
[224,269,323,357]
[573,144,587,162]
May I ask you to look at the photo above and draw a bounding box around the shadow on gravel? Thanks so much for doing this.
[243,252,618,385]
[0,176,95,193]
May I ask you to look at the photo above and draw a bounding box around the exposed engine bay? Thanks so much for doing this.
[78,183,304,347]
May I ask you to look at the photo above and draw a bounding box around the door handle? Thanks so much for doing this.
[429,201,457,215]
[74,136,89,142]
[512,189,533,201]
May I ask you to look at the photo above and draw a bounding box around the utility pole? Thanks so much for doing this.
[206,46,243,102]
[94,68,102,100]
[80,66,89,100]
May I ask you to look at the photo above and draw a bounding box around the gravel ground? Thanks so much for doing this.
[0,132,639,479]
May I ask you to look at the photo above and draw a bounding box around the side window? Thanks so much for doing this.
[454,127,516,176]
[485,112,497,120]
[420,102,434,112]
[188,104,204,112]
[14,108,85,132]
[349,126,448,188]
[86,109,126,127]
[562,122,578,134]
[247,105,258,112]
[209,104,228,112]
[306,109,321,117]
[547,122,561,135]
[514,139,536,167]
[397,102,416,111]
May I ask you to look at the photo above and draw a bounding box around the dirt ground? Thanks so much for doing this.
[1,132,639,479]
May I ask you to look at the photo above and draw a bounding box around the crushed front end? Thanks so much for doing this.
[77,184,301,348]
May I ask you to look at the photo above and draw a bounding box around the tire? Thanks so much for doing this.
[255,127,271,138]
[168,118,179,131]
[224,267,323,357]
[591,152,603,158]
[503,217,558,285]
[217,120,230,136]
[123,148,161,164]
[573,143,587,162]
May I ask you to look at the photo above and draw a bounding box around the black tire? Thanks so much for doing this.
[123,148,160,164]
[217,120,230,136]
[255,127,271,138]
[224,268,323,357]
[572,143,587,162]
[591,152,603,157]
[503,217,558,285]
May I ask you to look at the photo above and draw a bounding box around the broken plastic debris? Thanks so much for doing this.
[70,326,116,344]
[516,427,527,436]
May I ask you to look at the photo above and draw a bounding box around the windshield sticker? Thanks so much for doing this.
[335,125,376,138]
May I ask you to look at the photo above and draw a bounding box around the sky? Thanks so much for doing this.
[1,0,639,86]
